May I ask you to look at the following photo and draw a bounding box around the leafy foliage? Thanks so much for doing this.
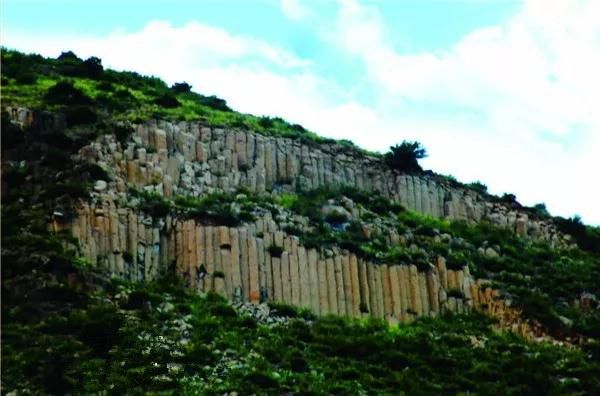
[1,48,374,156]
[384,141,427,173]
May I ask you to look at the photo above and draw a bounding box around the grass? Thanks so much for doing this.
[1,48,373,156]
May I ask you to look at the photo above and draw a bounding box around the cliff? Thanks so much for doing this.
[5,107,557,338]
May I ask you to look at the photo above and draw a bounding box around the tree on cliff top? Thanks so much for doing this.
[384,141,427,173]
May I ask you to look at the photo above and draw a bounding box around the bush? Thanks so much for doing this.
[154,93,180,108]
[199,95,231,112]
[45,81,94,106]
[65,106,97,126]
[383,141,427,173]
[267,245,284,258]
[467,181,488,195]
[82,57,103,79]
[171,82,192,93]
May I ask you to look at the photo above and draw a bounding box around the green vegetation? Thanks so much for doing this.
[1,48,369,154]
[269,186,600,338]
[384,141,427,173]
[3,272,599,395]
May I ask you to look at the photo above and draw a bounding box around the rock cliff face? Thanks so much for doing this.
[71,117,565,240]
[8,107,556,337]
[72,201,539,337]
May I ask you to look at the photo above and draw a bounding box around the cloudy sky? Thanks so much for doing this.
[3,0,599,224]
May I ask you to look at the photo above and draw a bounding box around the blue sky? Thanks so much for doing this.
[3,0,600,224]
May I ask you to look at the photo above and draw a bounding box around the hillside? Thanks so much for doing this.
[2,49,600,395]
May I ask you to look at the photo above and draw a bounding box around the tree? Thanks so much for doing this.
[383,141,427,173]
[83,57,103,79]
[171,82,192,93]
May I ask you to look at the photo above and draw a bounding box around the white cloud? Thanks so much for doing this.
[330,0,600,224]
[3,0,600,224]
[281,0,309,21]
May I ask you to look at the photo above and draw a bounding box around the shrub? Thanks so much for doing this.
[530,202,550,217]
[267,245,284,258]
[325,210,349,224]
[57,51,81,61]
[171,82,192,93]
[467,181,488,195]
[383,141,427,173]
[82,57,103,79]
[258,116,274,129]
[154,93,180,108]
[122,252,134,264]
[65,106,97,126]
[45,81,94,106]
[113,124,134,145]
[199,95,231,112]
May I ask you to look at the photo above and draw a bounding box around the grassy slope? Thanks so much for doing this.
[1,48,600,394]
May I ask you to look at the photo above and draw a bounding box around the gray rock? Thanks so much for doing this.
[94,180,108,192]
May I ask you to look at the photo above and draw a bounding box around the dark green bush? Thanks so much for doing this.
[154,93,180,108]
[171,82,192,93]
[383,141,427,173]
[467,181,488,195]
[45,81,94,106]
[267,245,284,258]
[65,105,97,126]
[198,95,231,112]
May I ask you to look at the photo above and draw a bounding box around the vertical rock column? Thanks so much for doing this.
[341,255,353,317]
[308,249,321,315]
[229,228,242,302]
[408,265,422,317]
[334,256,346,316]
[248,236,260,303]
[326,258,338,315]
[318,259,330,314]
[349,255,361,317]
[381,265,393,322]
[388,265,402,322]
[358,259,370,316]
[298,246,311,309]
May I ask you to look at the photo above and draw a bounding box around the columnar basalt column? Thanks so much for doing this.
[289,237,301,306]
[349,255,361,317]
[318,259,330,314]
[381,265,393,321]
[389,265,402,321]
[308,249,320,314]
[326,258,338,315]
[419,272,430,316]
[256,237,266,302]
[281,251,292,304]
[272,255,283,302]
[426,267,440,316]
[408,264,422,316]
[341,255,353,317]
[229,228,242,301]
[298,246,310,308]
[248,236,260,304]
[334,256,346,316]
